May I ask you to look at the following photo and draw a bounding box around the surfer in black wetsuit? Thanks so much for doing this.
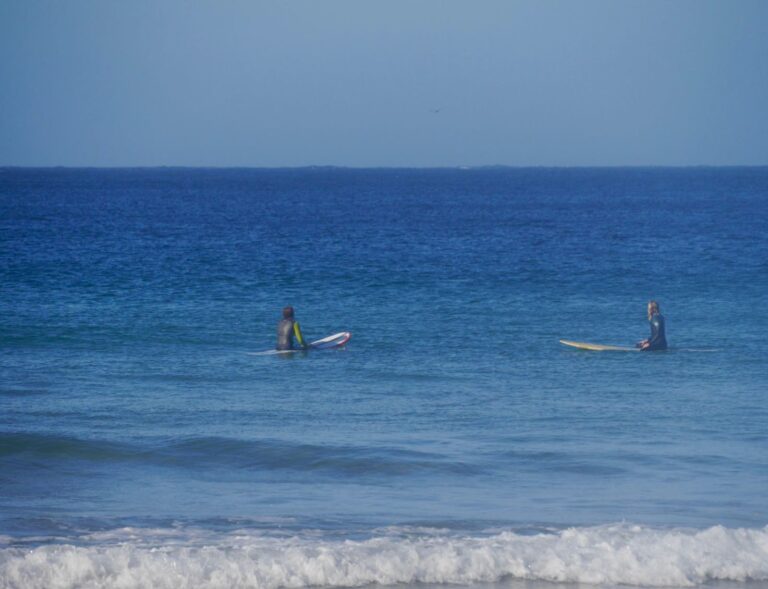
[637,300,667,351]
[276,306,308,351]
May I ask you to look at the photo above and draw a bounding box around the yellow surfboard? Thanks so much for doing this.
[559,339,638,352]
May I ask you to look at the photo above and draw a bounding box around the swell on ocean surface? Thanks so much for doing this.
[0,432,478,476]
[1,524,768,589]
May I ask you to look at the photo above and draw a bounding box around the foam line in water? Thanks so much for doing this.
[1,523,768,589]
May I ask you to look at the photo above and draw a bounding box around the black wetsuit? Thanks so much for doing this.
[276,318,306,351]
[643,312,667,351]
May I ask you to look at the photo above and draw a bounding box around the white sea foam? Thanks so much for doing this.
[1,524,767,589]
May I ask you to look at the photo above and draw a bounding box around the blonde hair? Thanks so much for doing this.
[647,300,660,320]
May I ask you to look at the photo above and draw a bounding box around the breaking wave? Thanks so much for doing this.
[1,523,767,589]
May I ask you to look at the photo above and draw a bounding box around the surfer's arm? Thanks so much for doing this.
[643,315,666,350]
[293,322,308,349]
[638,316,658,349]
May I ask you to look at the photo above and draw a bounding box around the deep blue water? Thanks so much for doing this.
[1,167,767,588]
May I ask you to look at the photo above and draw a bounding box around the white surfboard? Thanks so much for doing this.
[307,331,352,350]
[559,339,638,352]
[248,332,351,356]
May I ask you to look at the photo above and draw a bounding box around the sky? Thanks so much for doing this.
[1,0,767,167]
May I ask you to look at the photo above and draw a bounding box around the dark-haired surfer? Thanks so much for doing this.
[637,300,667,351]
[277,306,307,351]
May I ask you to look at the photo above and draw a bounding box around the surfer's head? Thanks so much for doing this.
[647,300,660,319]
[282,306,295,319]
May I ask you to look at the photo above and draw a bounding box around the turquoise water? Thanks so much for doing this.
[1,167,767,588]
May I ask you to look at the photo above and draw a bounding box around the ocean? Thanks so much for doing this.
[1,167,767,588]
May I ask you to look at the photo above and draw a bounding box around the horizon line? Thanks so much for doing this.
[2,164,768,171]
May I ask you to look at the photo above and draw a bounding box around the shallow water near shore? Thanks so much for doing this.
[1,167,767,588]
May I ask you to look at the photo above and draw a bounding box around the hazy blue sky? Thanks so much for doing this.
[1,0,767,166]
